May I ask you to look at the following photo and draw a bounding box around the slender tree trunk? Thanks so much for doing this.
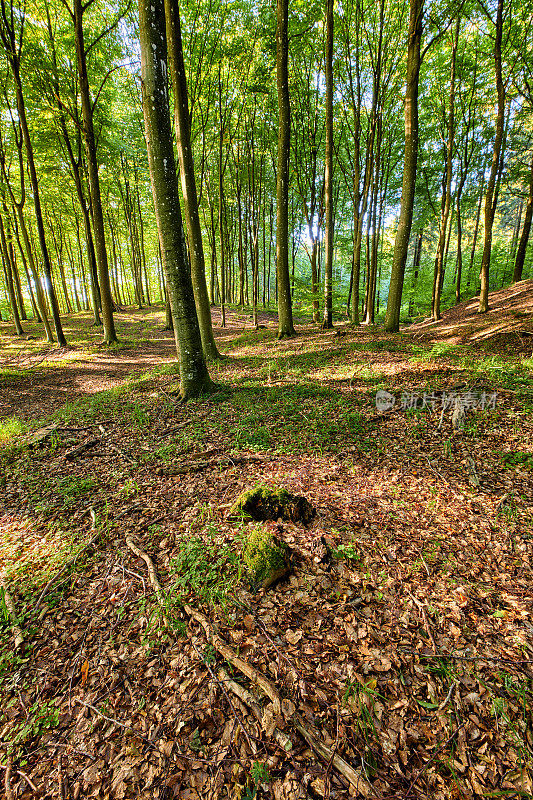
[384,0,423,332]
[322,0,334,329]
[432,17,459,320]
[275,0,295,337]
[479,0,505,313]
[0,213,23,334]
[138,0,212,398]
[7,59,66,343]
[513,156,533,283]
[73,0,117,343]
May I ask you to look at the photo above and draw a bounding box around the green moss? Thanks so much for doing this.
[229,484,314,523]
[242,527,290,590]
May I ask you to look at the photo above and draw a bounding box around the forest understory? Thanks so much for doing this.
[0,286,532,800]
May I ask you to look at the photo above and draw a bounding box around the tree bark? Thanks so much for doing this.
[138,0,213,399]
[384,0,423,332]
[165,0,220,359]
[478,0,505,314]
[322,0,334,329]
[275,0,295,337]
[513,156,533,283]
[73,0,117,342]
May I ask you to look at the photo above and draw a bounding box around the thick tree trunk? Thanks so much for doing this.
[513,157,533,283]
[384,0,423,333]
[73,0,117,343]
[138,0,213,399]
[275,0,295,338]
[165,0,220,359]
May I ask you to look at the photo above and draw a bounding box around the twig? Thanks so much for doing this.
[0,577,24,649]
[0,760,38,794]
[190,642,257,755]
[398,649,533,665]
[58,753,67,800]
[3,756,14,800]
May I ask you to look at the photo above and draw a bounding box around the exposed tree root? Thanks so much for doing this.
[126,536,372,795]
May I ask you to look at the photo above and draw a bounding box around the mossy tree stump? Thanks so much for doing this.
[229,484,314,524]
[242,526,291,591]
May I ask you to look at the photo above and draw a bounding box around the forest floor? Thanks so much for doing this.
[0,282,532,800]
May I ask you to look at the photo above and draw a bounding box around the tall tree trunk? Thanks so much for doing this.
[513,156,533,283]
[138,0,212,398]
[165,0,221,359]
[0,9,66,344]
[0,213,23,334]
[322,0,334,329]
[73,0,117,343]
[275,0,295,337]
[432,16,459,320]
[384,0,423,332]
[479,0,505,313]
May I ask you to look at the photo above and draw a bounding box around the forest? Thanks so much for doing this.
[0,0,533,796]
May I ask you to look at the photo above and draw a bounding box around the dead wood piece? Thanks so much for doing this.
[184,604,281,716]
[158,454,267,476]
[125,536,165,606]
[219,669,293,753]
[26,422,61,447]
[466,456,481,487]
[0,577,24,649]
[64,438,99,461]
[3,757,14,800]
[229,485,315,524]
[292,713,372,796]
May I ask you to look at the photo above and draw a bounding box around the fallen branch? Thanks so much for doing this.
[293,712,371,796]
[0,759,38,795]
[2,755,14,800]
[64,438,99,461]
[0,577,24,649]
[156,453,267,476]
[184,604,281,715]
[218,668,292,753]
[125,535,373,793]
[125,535,165,605]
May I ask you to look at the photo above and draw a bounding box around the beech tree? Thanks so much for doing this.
[138,0,213,398]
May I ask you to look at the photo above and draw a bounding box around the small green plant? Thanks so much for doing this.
[331,542,360,562]
[7,699,59,755]
[243,762,272,799]
[56,475,96,505]
[131,403,150,428]
[167,531,241,609]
